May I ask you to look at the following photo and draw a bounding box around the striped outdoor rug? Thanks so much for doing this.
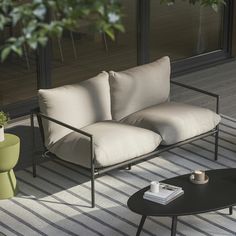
[1,115,236,236]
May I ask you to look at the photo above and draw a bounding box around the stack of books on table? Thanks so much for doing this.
[143,183,184,205]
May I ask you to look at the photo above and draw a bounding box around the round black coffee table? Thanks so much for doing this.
[127,168,236,236]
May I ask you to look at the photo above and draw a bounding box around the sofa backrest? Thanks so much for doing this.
[109,56,171,121]
[38,71,112,148]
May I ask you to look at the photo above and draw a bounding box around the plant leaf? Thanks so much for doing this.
[1,47,11,62]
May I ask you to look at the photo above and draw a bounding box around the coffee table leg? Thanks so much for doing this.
[136,215,146,236]
[171,216,178,236]
[229,206,233,215]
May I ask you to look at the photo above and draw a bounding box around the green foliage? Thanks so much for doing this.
[0,0,225,61]
[0,0,125,61]
[0,111,10,127]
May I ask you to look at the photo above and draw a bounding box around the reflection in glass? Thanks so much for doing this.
[150,1,224,61]
[0,24,37,107]
[51,0,137,87]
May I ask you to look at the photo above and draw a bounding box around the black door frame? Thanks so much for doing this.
[137,0,150,65]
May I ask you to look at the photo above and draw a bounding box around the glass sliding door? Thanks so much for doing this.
[0,26,37,108]
[51,0,137,88]
[1,0,233,117]
[149,1,225,61]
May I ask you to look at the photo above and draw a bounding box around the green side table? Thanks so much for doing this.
[0,133,20,199]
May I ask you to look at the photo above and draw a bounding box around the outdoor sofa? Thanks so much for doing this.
[31,56,221,207]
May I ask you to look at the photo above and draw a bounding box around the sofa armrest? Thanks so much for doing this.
[38,112,93,139]
[170,80,220,114]
[31,110,95,171]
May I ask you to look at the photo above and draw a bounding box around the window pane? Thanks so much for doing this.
[150,1,224,61]
[52,0,137,87]
[0,27,37,107]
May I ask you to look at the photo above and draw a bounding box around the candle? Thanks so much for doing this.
[194,170,205,182]
[150,181,160,193]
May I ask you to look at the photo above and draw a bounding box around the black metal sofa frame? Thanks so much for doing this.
[31,80,220,208]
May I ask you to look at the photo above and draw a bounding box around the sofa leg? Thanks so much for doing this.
[214,128,219,161]
[33,160,37,178]
[90,138,95,208]
[91,175,95,208]
[30,112,37,178]
[124,164,132,170]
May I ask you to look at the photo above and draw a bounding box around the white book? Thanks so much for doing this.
[144,183,182,200]
[144,190,184,205]
[145,189,183,202]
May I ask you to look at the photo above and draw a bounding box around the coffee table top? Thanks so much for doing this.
[127,168,236,217]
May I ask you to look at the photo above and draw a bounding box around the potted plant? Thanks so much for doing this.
[0,111,10,142]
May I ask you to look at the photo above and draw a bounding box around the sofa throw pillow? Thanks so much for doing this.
[109,56,171,121]
[38,71,112,148]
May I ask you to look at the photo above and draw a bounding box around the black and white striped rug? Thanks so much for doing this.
[1,115,236,236]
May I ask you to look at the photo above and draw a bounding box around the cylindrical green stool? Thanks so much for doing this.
[0,134,20,199]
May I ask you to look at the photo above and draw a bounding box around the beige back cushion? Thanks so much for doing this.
[38,71,112,148]
[109,56,171,121]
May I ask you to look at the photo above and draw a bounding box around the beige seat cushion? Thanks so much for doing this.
[38,72,112,148]
[109,56,170,121]
[49,121,162,168]
[121,102,221,145]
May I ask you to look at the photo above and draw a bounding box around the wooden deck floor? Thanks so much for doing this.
[172,60,236,118]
